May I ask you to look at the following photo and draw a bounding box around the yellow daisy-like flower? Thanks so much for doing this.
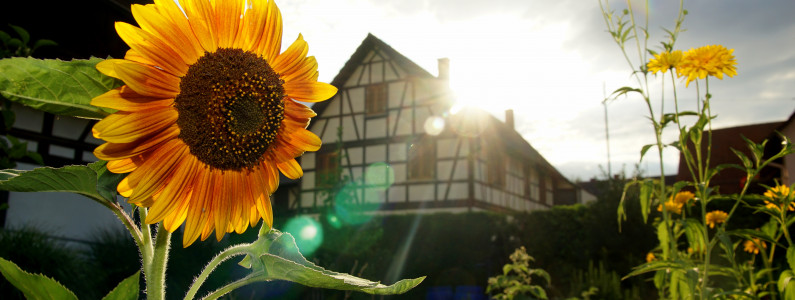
[672,191,695,205]
[647,50,683,75]
[743,238,766,255]
[657,199,683,215]
[677,45,738,87]
[646,252,655,263]
[705,210,728,229]
[91,0,337,246]
[763,184,795,211]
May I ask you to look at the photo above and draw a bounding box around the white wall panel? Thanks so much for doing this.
[310,119,326,136]
[344,66,363,87]
[388,185,406,202]
[325,95,341,116]
[302,153,315,169]
[388,82,404,108]
[321,117,339,141]
[301,192,315,208]
[365,118,387,139]
[371,62,383,83]
[391,111,412,136]
[409,184,435,201]
[389,143,407,161]
[342,116,358,142]
[347,147,363,165]
[349,88,364,113]
[438,183,467,200]
[365,145,386,164]
[391,163,406,184]
[302,172,315,190]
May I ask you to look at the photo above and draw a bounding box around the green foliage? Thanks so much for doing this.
[100,271,139,300]
[487,246,550,300]
[239,229,424,295]
[0,57,121,119]
[0,25,57,59]
[0,135,43,169]
[0,257,78,300]
[601,0,795,298]
[0,227,93,299]
[569,261,642,300]
[0,161,126,205]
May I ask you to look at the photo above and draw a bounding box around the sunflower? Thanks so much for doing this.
[677,45,737,87]
[647,50,683,75]
[705,210,728,229]
[91,0,336,246]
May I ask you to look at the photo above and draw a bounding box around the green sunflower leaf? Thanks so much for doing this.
[101,271,140,300]
[240,229,424,295]
[0,257,78,300]
[0,161,124,204]
[0,57,121,119]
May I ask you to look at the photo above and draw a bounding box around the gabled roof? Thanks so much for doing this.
[310,33,435,122]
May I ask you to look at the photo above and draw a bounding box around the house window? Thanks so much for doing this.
[316,151,340,187]
[487,152,506,188]
[366,83,387,116]
[408,140,435,180]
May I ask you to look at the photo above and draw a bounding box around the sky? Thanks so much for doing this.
[275,0,795,181]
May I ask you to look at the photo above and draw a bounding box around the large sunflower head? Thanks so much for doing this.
[91,0,336,246]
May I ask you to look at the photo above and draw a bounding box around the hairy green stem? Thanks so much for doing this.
[184,244,251,300]
[139,207,154,287]
[148,223,172,300]
[202,273,263,300]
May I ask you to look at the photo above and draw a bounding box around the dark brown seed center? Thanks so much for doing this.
[174,48,285,171]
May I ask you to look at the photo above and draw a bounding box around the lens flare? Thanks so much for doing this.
[424,116,445,136]
[283,216,323,256]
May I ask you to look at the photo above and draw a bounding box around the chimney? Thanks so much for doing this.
[437,58,449,80]
[505,109,514,130]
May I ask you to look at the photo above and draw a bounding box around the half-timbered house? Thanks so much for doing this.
[288,34,586,215]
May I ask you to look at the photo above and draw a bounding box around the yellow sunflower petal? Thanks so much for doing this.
[94,125,179,161]
[284,81,337,103]
[92,107,177,143]
[285,128,321,152]
[277,159,303,179]
[284,99,317,119]
[136,1,203,63]
[272,34,308,74]
[97,59,180,98]
[91,87,173,112]
[183,169,211,247]
[147,155,200,224]
[107,158,139,173]
[118,177,133,198]
[251,0,282,62]
[213,172,233,241]
[126,140,187,203]
[212,0,245,48]
[115,22,188,76]
[180,0,218,52]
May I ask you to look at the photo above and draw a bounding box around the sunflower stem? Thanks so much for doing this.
[149,222,172,300]
[202,273,263,300]
[138,207,155,290]
[184,243,251,300]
